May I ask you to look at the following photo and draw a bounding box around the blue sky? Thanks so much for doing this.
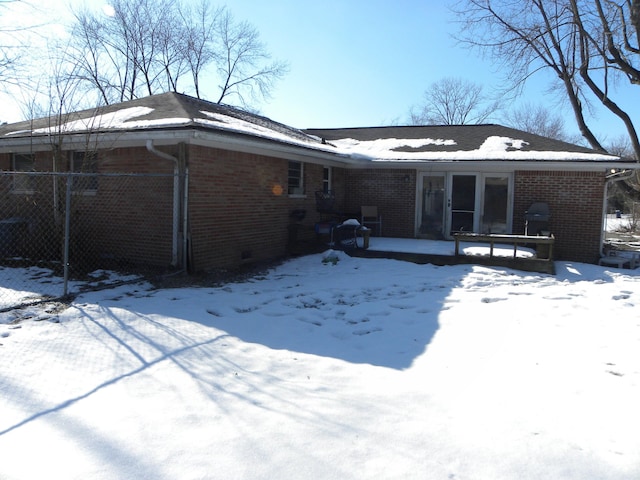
[223,0,504,127]
[221,0,637,143]
[2,0,637,144]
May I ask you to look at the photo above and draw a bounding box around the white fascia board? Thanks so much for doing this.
[0,130,183,152]
[189,129,349,166]
[0,128,348,166]
[345,159,637,172]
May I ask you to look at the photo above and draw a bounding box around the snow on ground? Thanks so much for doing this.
[1,250,640,480]
[605,213,633,233]
[0,266,141,311]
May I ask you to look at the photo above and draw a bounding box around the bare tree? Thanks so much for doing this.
[181,0,223,99]
[453,0,640,159]
[504,102,574,141]
[214,10,289,105]
[409,77,501,125]
[65,0,287,107]
[67,0,180,103]
[607,134,636,160]
[0,0,47,105]
[0,0,17,86]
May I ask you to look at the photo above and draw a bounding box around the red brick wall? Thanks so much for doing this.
[3,147,608,269]
[3,147,350,272]
[514,170,605,263]
[186,145,341,271]
[1,148,176,267]
[344,169,416,237]
[78,147,175,267]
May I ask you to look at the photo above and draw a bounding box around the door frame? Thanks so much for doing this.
[416,171,513,239]
[446,172,481,236]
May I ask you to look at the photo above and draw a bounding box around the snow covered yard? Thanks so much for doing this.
[1,252,639,480]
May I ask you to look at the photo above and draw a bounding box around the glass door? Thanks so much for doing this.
[417,174,445,238]
[419,172,512,239]
[449,174,478,235]
[481,175,510,234]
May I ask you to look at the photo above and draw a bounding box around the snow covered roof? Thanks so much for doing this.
[0,92,628,166]
[0,92,322,148]
[304,125,619,162]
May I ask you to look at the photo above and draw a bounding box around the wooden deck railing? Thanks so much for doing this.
[453,232,555,261]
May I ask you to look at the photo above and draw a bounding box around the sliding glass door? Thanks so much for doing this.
[417,172,512,238]
[481,175,510,234]
[418,174,445,239]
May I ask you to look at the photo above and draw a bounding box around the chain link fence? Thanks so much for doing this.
[1,171,180,312]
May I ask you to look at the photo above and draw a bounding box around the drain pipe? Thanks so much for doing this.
[146,140,181,268]
[601,169,636,256]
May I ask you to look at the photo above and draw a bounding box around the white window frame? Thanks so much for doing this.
[288,161,305,196]
[322,166,332,193]
[11,153,36,194]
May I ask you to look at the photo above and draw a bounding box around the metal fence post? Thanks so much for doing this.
[63,173,72,297]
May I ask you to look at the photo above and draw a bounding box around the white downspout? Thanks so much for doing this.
[601,169,636,256]
[146,140,181,268]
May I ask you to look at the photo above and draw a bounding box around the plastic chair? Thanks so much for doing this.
[361,206,382,236]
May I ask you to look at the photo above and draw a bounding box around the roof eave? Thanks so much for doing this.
[345,158,636,172]
[0,127,351,166]
[2,127,635,172]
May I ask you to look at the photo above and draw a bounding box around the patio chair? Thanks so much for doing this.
[525,202,550,236]
[361,206,382,236]
[598,250,639,269]
[330,220,361,250]
[316,190,343,219]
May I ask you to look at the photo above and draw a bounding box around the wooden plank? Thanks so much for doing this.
[452,232,555,266]
[453,232,555,245]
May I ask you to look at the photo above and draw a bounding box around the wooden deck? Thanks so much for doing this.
[346,235,556,274]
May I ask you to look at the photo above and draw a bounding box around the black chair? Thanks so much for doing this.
[315,190,342,219]
[330,223,360,250]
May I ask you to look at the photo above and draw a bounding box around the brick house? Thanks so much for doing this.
[0,92,635,271]
[305,125,632,263]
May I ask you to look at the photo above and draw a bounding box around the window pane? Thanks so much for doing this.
[72,152,98,191]
[288,161,303,195]
[450,175,476,234]
[12,154,35,192]
[451,175,476,211]
[419,175,445,238]
[322,166,331,193]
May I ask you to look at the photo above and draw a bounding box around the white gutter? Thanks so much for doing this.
[146,139,181,268]
[601,169,637,256]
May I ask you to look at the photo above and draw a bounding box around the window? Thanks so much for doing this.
[288,161,304,195]
[322,166,332,194]
[12,153,35,193]
[72,151,98,192]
